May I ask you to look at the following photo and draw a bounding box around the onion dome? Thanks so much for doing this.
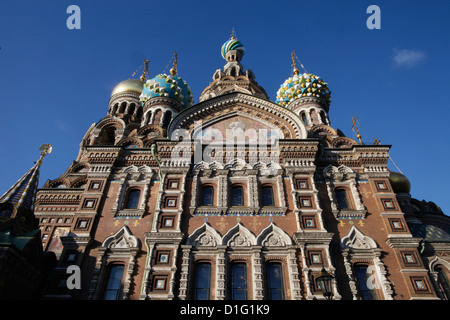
[139,73,194,108]
[389,171,411,194]
[111,79,144,97]
[275,72,331,107]
[221,39,245,59]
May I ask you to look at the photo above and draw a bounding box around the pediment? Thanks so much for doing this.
[168,93,307,141]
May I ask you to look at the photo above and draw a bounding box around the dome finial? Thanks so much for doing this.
[291,51,300,76]
[351,117,364,145]
[230,26,236,40]
[170,51,178,76]
[140,59,149,81]
[37,144,52,166]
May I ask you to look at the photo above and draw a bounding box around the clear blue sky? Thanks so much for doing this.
[0,0,449,214]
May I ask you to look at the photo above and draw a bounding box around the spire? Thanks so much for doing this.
[0,144,52,215]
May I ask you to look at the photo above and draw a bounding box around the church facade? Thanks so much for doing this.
[32,37,450,300]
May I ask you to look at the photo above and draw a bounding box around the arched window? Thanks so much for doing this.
[162,110,172,129]
[119,102,127,114]
[437,267,450,300]
[320,111,327,124]
[262,186,275,206]
[335,189,350,210]
[125,189,140,209]
[128,103,136,116]
[231,186,244,206]
[266,262,285,300]
[354,265,378,300]
[153,109,163,125]
[145,111,152,125]
[102,126,117,145]
[103,264,124,300]
[301,112,308,126]
[194,262,211,300]
[231,262,248,300]
[201,186,214,206]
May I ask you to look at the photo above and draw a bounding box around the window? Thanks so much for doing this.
[231,263,248,300]
[262,186,275,206]
[194,263,211,300]
[103,265,124,300]
[335,189,350,210]
[437,267,450,300]
[201,186,214,206]
[301,112,308,126]
[354,265,378,300]
[266,262,285,300]
[125,189,140,209]
[231,186,244,206]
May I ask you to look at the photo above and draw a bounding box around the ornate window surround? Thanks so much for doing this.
[340,226,394,300]
[88,226,141,300]
[323,165,366,219]
[111,165,154,218]
[179,222,301,300]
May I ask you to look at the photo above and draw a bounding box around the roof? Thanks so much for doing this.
[408,223,450,243]
[0,161,41,214]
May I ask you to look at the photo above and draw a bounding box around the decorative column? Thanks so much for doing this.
[252,247,264,300]
[178,245,192,300]
[287,247,302,299]
[216,247,227,300]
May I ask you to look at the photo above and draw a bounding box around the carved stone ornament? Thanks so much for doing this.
[323,164,355,182]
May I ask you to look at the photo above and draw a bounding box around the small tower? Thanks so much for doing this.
[0,144,56,299]
[276,51,331,128]
[109,60,147,122]
[140,51,194,131]
[199,32,268,101]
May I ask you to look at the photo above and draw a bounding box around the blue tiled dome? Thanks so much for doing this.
[139,74,194,108]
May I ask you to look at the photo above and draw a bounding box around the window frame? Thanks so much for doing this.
[265,261,285,300]
[201,185,215,206]
[124,188,141,210]
[261,185,275,207]
[231,185,245,207]
[230,262,248,300]
[194,262,212,300]
[103,264,125,300]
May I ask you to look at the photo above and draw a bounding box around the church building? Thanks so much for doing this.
[24,36,449,300]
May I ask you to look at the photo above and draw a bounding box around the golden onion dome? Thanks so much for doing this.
[389,171,411,194]
[111,79,144,97]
